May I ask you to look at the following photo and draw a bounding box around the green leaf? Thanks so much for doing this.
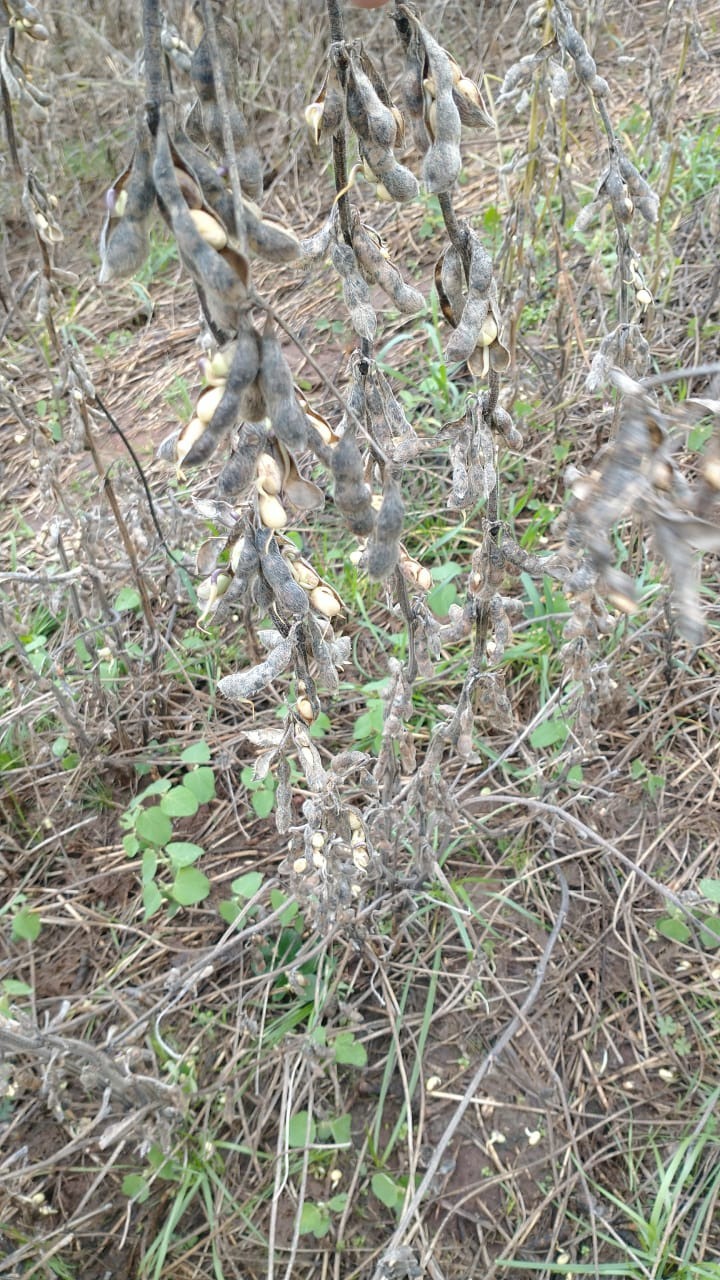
[218,899,241,925]
[123,833,140,858]
[121,1174,150,1203]
[327,1193,348,1213]
[171,866,211,906]
[114,586,141,612]
[166,841,204,868]
[657,916,692,944]
[251,785,275,818]
[333,1031,367,1068]
[51,735,69,758]
[3,979,33,996]
[12,908,41,942]
[231,871,263,899]
[427,581,458,617]
[699,878,720,904]
[270,888,299,925]
[530,718,568,750]
[182,766,215,804]
[136,778,172,802]
[372,1172,402,1209]
[288,1111,317,1147]
[142,881,164,920]
[181,741,211,764]
[161,786,200,818]
[298,1202,328,1236]
[330,1114,352,1146]
[141,848,158,883]
[135,806,173,847]
[699,916,720,949]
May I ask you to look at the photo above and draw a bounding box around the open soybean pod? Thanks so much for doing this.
[153,124,248,318]
[331,430,376,537]
[366,473,405,580]
[444,232,493,364]
[216,421,268,498]
[435,244,465,327]
[350,216,425,315]
[218,634,294,702]
[242,201,302,264]
[331,241,377,343]
[365,366,419,463]
[259,322,308,453]
[393,4,430,155]
[183,326,261,467]
[256,529,310,620]
[172,132,238,233]
[98,123,155,284]
[410,18,462,193]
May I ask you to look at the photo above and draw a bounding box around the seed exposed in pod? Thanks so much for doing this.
[176,417,207,467]
[305,101,325,146]
[310,585,342,619]
[293,857,308,874]
[258,493,288,529]
[196,384,226,424]
[296,696,315,724]
[256,452,284,496]
[189,208,228,250]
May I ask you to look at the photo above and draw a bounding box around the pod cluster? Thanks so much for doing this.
[436,231,510,378]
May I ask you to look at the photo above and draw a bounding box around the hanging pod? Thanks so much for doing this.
[350,214,425,316]
[258,321,308,453]
[183,326,261,467]
[98,122,155,284]
[366,473,405,580]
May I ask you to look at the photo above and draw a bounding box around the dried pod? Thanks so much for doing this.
[351,216,425,315]
[216,421,268,498]
[256,529,309,618]
[243,203,302,263]
[344,45,397,149]
[453,75,492,128]
[365,365,420,463]
[331,241,377,342]
[154,125,248,326]
[366,474,405,580]
[185,328,261,466]
[618,155,659,224]
[259,323,308,452]
[218,634,294,702]
[360,141,419,203]
[98,126,155,284]
[331,431,376,537]
[416,24,462,192]
[444,232,493,363]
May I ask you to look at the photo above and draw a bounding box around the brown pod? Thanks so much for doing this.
[184,327,261,466]
[331,433,375,537]
[345,47,397,149]
[351,218,425,315]
[99,124,155,284]
[332,241,377,342]
[366,475,405,580]
[360,141,419,203]
[259,324,308,452]
[154,125,249,307]
[216,422,268,498]
[256,529,309,619]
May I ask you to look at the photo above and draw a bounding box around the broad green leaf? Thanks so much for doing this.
[51,735,69,758]
[141,848,158,883]
[298,1203,327,1236]
[218,899,241,925]
[135,806,173,847]
[142,881,164,920]
[123,833,140,858]
[288,1111,317,1147]
[166,841,204,868]
[181,741,211,764]
[656,916,691,944]
[331,1114,352,1145]
[270,889,299,925]
[171,866,211,906]
[699,878,720,904]
[372,1172,401,1209]
[700,916,720,949]
[3,979,33,996]
[530,718,568,750]
[114,587,141,612]
[328,1193,348,1212]
[251,786,275,818]
[182,766,215,804]
[12,908,41,942]
[161,786,200,818]
[121,1174,150,1203]
[333,1031,367,1068]
[231,871,263,899]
